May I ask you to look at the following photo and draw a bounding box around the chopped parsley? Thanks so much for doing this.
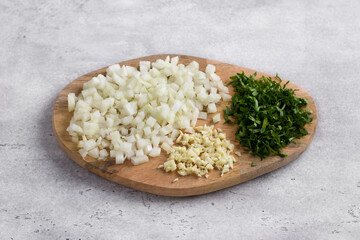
[224,72,313,160]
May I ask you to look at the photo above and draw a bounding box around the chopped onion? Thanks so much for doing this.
[88,147,99,158]
[99,149,108,160]
[78,149,88,158]
[143,144,153,154]
[146,116,156,127]
[151,136,160,147]
[131,155,149,165]
[221,92,232,101]
[119,142,132,154]
[207,103,217,113]
[213,113,221,123]
[68,93,76,112]
[83,139,96,151]
[198,112,207,120]
[115,152,125,164]
[135,149,144,157]
[67,56,228,165]
[149,147,161,157]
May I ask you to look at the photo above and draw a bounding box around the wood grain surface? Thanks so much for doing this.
[52,54,318,197]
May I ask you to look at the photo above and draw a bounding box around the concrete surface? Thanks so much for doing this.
[1,0,360,239]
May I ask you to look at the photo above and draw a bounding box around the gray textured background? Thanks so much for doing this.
[1,0,360,239]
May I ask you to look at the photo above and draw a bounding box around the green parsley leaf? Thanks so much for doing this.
[224,72,313,160]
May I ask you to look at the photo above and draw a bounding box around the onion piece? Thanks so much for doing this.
[207,103,217,113]
[198,112,207,120]
[213,113,221,123]
[149,147,161,157]
[67,56,228,165]
[68,93,76,112]
[131,155,149,165]
[115,152,125,164]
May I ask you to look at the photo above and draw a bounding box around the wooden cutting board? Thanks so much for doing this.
[53,54,318,197]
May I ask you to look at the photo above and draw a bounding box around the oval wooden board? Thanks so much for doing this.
[53,54,318,197]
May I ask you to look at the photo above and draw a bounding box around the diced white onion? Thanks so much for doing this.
[198,112,207,120]
[68,93,76,112]
[99,149,108,160]
[149,147,161,157]
[88,147,99,158]
[115,152,125,164]
[221,92,232,101]
[213,113,221,123]
[67,56,228,165]
[78,148,88,158]
[131,155,149,165]
[207,103,217,113]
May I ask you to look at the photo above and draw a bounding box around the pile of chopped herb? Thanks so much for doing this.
[224,72,313,160]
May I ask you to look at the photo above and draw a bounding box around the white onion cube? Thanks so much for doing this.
[149,147,161,157]
[146,116,156,127]
[68,93,76,112]
[213,113,221,123]
[131,155,149,165]
[207,103,217,113]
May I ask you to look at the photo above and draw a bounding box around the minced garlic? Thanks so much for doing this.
[160,125,236,177]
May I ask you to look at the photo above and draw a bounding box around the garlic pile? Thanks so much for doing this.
[160,125,236,177]
[67,56,231,165]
